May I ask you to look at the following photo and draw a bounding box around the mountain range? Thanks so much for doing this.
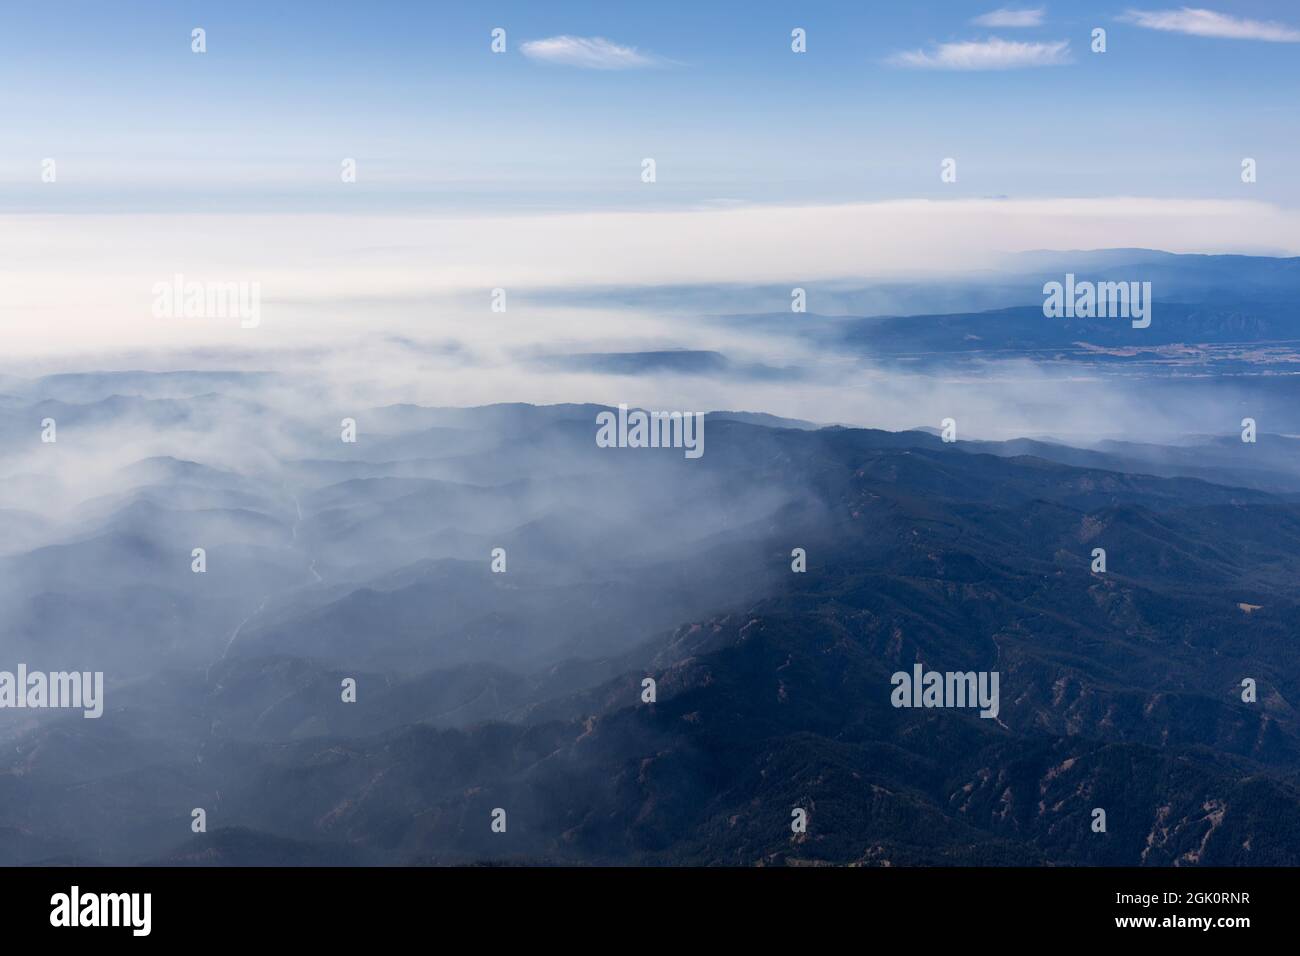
[3,375,1300,865]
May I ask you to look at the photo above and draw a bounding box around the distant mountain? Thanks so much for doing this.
[701,253,1300,384]
[532,349,803,381]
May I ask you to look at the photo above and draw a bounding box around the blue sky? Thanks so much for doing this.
[2,1,1299,211]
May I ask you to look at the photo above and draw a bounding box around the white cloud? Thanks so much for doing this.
[519,35,661,69]
[1122,7,1300,42]
[888,37,1070,69]
[972,7,1046,27]
[3,198,1297,358]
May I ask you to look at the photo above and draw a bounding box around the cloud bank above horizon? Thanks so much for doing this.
[2,196,1297,361]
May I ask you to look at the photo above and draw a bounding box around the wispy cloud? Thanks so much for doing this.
[519,35,662,69]
[1121,7,1300,42]
[888,37,1071,69]
[972,7,1046,28]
